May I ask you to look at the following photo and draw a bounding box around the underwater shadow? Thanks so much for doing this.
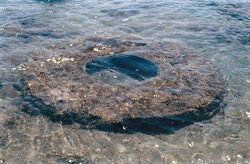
[17,88,225,135]
[94,93,224,135]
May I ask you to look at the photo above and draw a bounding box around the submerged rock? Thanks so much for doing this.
[16,37,225,128]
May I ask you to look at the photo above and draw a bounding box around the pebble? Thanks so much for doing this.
[246,112,250,118]
[122,18,129,22]
[188,142,194,147]
[93,47,99,52]
[0,159,4,164]
[237,154,243,159]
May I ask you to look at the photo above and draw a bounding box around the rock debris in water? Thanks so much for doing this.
[17,37,225,126]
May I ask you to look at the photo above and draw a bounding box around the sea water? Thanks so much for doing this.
[0,0,249,163]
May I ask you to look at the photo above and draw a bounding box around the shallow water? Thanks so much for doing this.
[0,0,249,163]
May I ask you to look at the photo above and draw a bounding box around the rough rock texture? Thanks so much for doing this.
[17,37,225,127]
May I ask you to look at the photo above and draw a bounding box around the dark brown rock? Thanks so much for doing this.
[17,37,225,126]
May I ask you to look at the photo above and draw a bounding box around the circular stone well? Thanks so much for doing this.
[18,37,225,126]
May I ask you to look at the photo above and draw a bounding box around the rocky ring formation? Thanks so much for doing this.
[18,38,225,128]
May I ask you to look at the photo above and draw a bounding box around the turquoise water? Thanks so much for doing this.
[0,0,249,163]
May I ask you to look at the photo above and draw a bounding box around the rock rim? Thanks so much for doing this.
[17,37,225,125]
